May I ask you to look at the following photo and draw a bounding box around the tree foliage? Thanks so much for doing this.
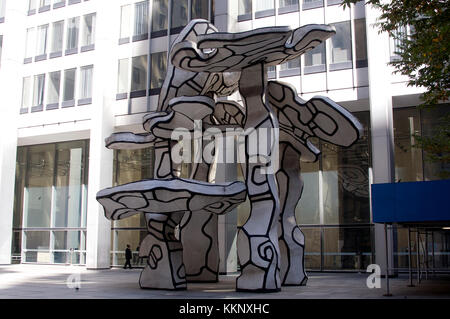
[342,0,449,178]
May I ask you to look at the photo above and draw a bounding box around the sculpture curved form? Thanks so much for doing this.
[170,23,338,292]
[268,80,363,286]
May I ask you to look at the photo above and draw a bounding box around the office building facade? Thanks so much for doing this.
[0,0,448,272]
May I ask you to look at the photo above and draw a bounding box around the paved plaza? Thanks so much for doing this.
[0,264,449,299]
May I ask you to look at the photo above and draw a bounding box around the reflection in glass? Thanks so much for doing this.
[152,0,168,32]
[66,17,79,50]
[54,141,85,227]
[113,148,153,228]
[32,74,45,107]
[330,21,352,64]
[256,0,274,11]
[79,65,93,99]
[25,27,35,59]
[304,42,325,67]
[150,52,167,90]
[354,18,367,65]
[36,24,48,56]
[302,227,321,269]
[47,71,61,105]
[22,77,32,109]
[120,5,131,38]
[323,227,372,270]
[134,1,149,36]
[393,107,423,182]
[280,57,300,71]
[296,160,320,224]
[280,0,297,7]
[131,55,147,92]
[81,13,96,46]
[239,0,252,15]
[117,58,129,94]
[24,144,54,228]
[171,0,188,29]
[321,112,371,224]
[51,21,64,53]
[63,68,76,102]
[191,0,209,20]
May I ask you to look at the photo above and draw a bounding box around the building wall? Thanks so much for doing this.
[0,0,447,271]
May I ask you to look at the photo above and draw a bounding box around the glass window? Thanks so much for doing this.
[66,17,79,51]
[40,0,50,7]
[303,0,322,7]
[47,71,61,105]
[280,57,300,70]
[322,112,371,224]
[63,68,76,102]
[131,55,147,92]
[191,0,208,20]
[150,51,167,90]
[296,160,320,224]
[171,0,188,30]
[36,24,48,56]
[393,107,423,182]
[390,25,407,58]
[303,227,321,269]
[111,230,147,266]
[21,76,32,110]
[354,18,367,67]
[53,231,81,250]
[79,65,93,99]
[28,0,37,11]
[24,144,55,228]
[120,4,131,39]
[134,1,149,37]
[0,35,3,68]
[32,74,45,106]
[0,0,5,21]
[329,21,352,64]
[239,0,252,15]
[279,0,297,7]
[25,231,50,250]
[304,42,325,67]
[117,58,129,94]
[420,105,450,180]
[51,20,64,53]
[54,141,86,227]
[151,0,168,33]
[112,148,153,229]
[256,0,274,11]
[25,27,35,59]
[323,227,372,270]
[81,13,96,47]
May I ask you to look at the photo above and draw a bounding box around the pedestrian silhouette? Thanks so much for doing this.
[124,244,132,269]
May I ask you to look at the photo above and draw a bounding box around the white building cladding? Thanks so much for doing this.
[0,0,448,273]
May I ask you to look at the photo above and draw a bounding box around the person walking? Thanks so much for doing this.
[124,244,132,269]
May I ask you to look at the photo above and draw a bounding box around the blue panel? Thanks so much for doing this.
[372,180,450,223]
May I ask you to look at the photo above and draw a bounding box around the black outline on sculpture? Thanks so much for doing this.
[96,19,363,293]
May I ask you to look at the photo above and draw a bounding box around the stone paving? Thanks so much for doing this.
[0,264,449,299]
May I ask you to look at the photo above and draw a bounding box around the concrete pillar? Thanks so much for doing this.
[365,3,395,275]
[85,2,116,269]
[0,1,27,264]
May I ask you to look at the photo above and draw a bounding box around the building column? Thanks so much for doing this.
[85,3,117,269]
[365,3,395,275]
[0,1,26,264]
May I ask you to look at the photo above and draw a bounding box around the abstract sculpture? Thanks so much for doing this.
[97,19,362,292]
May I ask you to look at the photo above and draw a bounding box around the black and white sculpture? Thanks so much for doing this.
[96,19,362,292]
